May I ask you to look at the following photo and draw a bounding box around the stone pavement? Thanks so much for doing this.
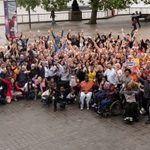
[0,16,150,43]
[0,100,150,150]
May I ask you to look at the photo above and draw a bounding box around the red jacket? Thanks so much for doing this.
[1,78,12,97]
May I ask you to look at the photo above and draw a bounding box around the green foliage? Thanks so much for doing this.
[16,0,41,11]
[41,0,138,11]
[41,0,84,11]
[142,0,150,4]
[89,0,138,10]
[42,0,70,11]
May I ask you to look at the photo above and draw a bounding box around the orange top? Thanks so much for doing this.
[130,73,138,81]
[80,81,94,93]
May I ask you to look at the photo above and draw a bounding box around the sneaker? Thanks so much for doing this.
[87,107,89,110]
[92,103,96,108]
[140,108,146,115]
[80,107,83,111]
[129,117,133,122]
[124,117,128,121]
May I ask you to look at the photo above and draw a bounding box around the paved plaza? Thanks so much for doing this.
[0,100,150,150]
[20,16,150,39]
[0,16,150,150]
[0,16,150,41]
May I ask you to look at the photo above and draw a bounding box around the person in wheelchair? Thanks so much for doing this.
[92,76,110,108]
[121,81,140,123]
[97,84,117,115]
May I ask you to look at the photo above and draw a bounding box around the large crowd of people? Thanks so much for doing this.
[0,27,150,124]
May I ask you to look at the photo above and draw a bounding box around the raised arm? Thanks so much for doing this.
[61,29,64,37]
[51,28,55,39]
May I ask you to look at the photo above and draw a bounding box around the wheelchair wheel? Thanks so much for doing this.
[110,100,122,116]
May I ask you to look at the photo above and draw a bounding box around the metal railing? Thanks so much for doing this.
[0,7,150,25]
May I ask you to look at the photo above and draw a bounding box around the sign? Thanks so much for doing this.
[3,0,17,38]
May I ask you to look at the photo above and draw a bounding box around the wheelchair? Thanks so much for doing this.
[97,92,125,117]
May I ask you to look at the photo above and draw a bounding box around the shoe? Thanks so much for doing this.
[145,120,150,124]
[87,107,89,110]
[80,108,83,111]
[124,117,128,121]
[140,108,146,115]
[92,103,96,108]
[129,117,133,122]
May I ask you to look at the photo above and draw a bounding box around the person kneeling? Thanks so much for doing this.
[54,86,67,111]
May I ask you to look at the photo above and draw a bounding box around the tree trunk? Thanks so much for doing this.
[89,8,98,24]
[28,8,31,29]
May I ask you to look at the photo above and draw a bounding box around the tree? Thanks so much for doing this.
[142,0,150,4]
[16,0,41,29]
[42,0,71,11]
[88,0,138,24]
[42,0,138,24]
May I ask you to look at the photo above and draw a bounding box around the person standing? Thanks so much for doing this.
[135,11,141,28]
[131,14,137,34]
[50,9,55,25]
[138,74,150,124]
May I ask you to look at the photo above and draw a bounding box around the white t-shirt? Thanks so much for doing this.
[104,68,118,85]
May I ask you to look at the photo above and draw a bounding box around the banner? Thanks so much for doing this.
[3,0,17,38]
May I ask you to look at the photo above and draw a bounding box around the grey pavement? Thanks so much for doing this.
[0,100,150,150]
[0,16,150,42]
[18,16,150,40]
